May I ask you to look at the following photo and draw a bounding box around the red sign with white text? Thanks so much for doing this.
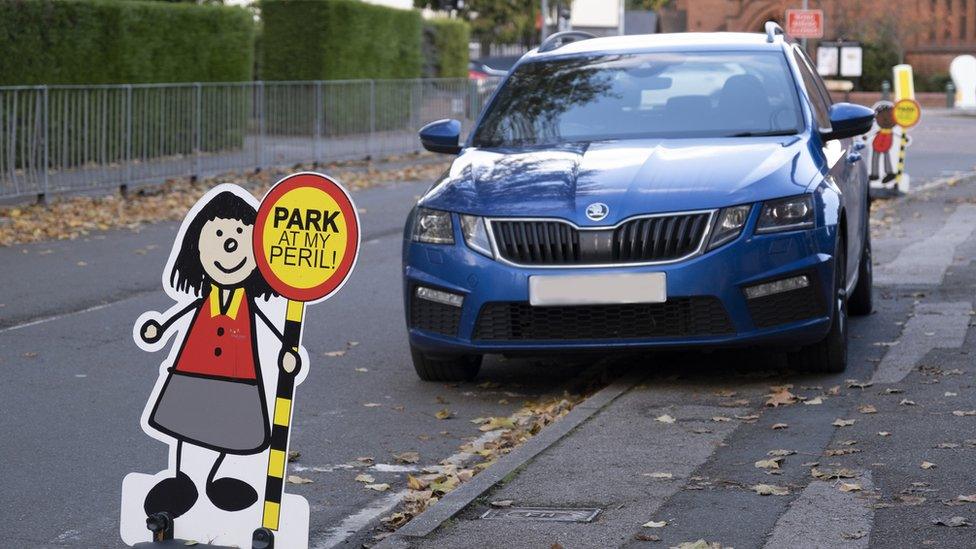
[786,9,824,39]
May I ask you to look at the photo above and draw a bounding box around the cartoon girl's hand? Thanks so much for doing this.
[141,319,162,344]
[279,348,301,376]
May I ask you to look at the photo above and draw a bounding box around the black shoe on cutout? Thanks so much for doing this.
[144,471,198,519]
[206,477,258,512]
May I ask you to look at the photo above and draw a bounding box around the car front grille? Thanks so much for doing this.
[489,212,712,266]
[746,274,826,328]
[409,287,461,337]
[473,297,734,341]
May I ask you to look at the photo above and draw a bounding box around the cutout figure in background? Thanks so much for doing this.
[134,188,297,519]
[868,101,898,184]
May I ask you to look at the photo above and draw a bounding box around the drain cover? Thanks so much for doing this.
[480,507,601,523]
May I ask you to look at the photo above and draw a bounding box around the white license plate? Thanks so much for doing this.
[528,272,667,306]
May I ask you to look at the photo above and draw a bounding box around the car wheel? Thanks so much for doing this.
[789,239,848,373]
[410,345,482,382]
[848,229,873,316]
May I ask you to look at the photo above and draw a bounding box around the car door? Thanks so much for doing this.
[792,46,864,288]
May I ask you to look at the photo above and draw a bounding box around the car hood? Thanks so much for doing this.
[420,137,819,226]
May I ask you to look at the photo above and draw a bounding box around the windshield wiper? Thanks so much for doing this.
[724,130,799,138]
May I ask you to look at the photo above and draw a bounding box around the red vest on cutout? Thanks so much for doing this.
[174,288,257,380]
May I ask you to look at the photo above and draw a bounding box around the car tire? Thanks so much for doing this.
[410,345,482,382]
[848,229,873,316]
[789,239,848,373]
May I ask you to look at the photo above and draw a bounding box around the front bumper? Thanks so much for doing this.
[403,218,838,355]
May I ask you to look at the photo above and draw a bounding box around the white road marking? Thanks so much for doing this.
[875,204,976,285]
[870,301,972,384]
[764,471,873,549]
[0,301,118,334]
[311,489,410,549]
[310,430,503,548]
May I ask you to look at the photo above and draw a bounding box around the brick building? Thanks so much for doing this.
[661,0,976,78]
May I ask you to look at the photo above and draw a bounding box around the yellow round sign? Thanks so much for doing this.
[254,173,360,302]
[893,98,921,129]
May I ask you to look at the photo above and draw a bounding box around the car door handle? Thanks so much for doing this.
[847,152,862,163]
[853,141,866,151]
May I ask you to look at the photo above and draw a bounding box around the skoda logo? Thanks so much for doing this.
[585,202,609,222]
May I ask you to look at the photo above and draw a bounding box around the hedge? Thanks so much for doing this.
[423,19,470,78]
[0,0,256,85]
[260,0,423,81]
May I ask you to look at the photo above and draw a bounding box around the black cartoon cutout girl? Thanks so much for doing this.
[137,191,300,519]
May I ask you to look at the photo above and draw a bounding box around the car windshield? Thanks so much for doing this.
[471,50,804,147]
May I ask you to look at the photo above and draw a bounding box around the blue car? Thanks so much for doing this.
[403,24,875,381]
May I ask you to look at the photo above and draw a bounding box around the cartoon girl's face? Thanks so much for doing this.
[199,218,256,287]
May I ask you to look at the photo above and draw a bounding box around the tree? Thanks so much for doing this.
[459,0,538,56]
[625,0,672,10]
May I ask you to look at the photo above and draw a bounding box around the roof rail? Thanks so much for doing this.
[764,21,785,43]
[538,31,597,53]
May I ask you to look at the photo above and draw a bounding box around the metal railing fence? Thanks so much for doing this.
[0,78,500,201]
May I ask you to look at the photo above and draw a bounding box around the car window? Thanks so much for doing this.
[792,48,832,130]
[471,51,805,147]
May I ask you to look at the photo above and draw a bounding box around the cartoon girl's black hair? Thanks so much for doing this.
[170,190,276,300]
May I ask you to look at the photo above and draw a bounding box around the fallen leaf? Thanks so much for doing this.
[287,451,301,462]
[672,542,721,549]
[932,516,971,527]
[323,350,346,357]
[858,404,877,414]
[286,475,313,485]
[945,392,958,397]
[937,442,961,449]
[406,475,428,490]
[490,499,514,508]
[363,402,382,408]
[898,495,927,505]
[952,410,976,417]
[767,449,796,457]
[394,451,420,464]
[878,431,891,437]
[847,379,873,388]
[365,483,391,492]
[765,386,797,407]
[356,456,375,465]
[755,457,783,469]
[355,367,368,372]
[842,531,867,540]
[655,414,676,424]
[772,423,789,430]
[832,418,856,427]
[434,408,453,420]
[840,482,862,492]
[355,473,375,483]
[633,533,660,542]
[884,388,904,394]
[711,416,731,422]
[479,417,516,431]
[921,461,937,469]
[642,520,667,528]
[811,467,856,480]
[825,448,861,456]
[752,483,789,496]
[957,495,976,503]
[735,414,760,421]
[900,399,916,406]
[827,385,841,395]
[804,396,824,405]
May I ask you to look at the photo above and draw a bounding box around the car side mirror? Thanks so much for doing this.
[419,119,462,154]
[821,102,875,142]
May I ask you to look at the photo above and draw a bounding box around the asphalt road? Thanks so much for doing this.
[1,111,974,548]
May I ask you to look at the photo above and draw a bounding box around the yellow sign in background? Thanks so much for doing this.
[259,186,349,290]
[893,98,921,129]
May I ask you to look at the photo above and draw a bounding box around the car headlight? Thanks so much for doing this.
[707,205,751,250]
[411,207,454,244]
[460,215,492,257]
[756,195,814,233]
